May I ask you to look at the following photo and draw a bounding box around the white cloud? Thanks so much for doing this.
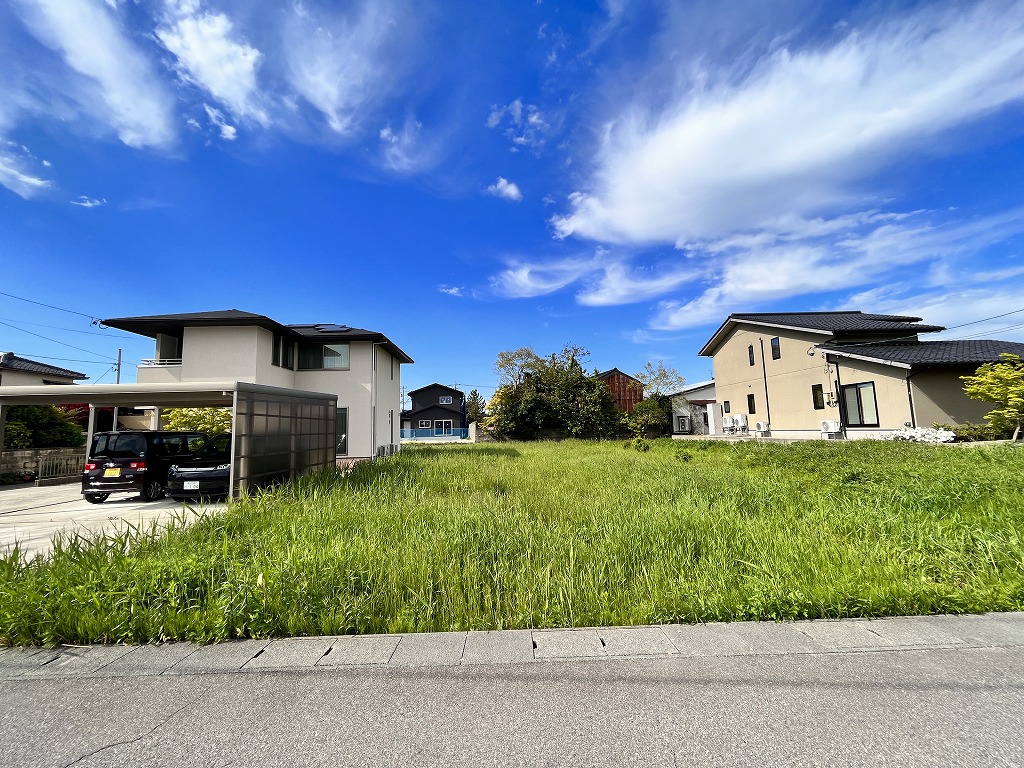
[70,195,106,207]
[487,99,548,150]
[203,104,237,141]
[486,177,522,202]
[0,151,50,198]
[157,3,268,126]
[438,285,463,297]
[378,117,434,173]
[284,2,403,136]
[554,1,1024,245]
[577,262,700,306]
[14,0,176,148]
[490,256,598,298]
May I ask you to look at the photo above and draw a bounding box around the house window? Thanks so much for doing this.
[419,419,431,428]
[271,334,293,368]
[771,337,781,360]
[439,395,453,405]
[298,342,350,370]
[336,408,348,455]
[748,345,755,366]
[812,384,825,410]
[723,400,731,413]
[841,382,879,427]
[747,394,756,414]
[272,335,281,367]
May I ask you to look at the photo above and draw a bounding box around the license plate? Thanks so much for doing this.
[183,481,200,490]
[103,468,121,477]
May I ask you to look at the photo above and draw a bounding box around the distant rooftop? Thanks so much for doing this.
[103,310,413,363]
[0,352,86,381]
[700,311,945,356]
[820,339,1024,369]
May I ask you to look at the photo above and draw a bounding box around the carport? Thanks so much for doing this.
[0,381,338,497]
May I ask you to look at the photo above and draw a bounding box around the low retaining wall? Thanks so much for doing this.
[1,447,85,478]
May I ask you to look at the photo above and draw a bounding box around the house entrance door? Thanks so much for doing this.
[434,419,453,436]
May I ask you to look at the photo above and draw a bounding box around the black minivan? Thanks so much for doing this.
[82,431,208,503]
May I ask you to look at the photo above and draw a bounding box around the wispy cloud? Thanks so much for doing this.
[438,285,463,297]
[203,104,237,141]
[70,195,106,208]
[577,261,700,306]
[554,1,1024,245]
[157,1,268,127]
[379,117,437,173]
[14,0,176,148]
[486,177,522,202]
[487,99,548,151]
[0,151,50,198]
[490,256,598,298]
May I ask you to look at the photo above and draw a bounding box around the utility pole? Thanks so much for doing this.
[112,348,122,430]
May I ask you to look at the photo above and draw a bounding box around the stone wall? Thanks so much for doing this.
[1,447,85,476]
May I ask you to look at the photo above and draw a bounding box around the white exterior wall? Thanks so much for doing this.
[0,369,79,386]
[374,345,402,453]
[295,341,373,459]
[181,326,261,383]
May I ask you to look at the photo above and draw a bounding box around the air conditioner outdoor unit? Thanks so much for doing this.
[820,420,843,438]
[734,413,748,431]
[755,421,770,435]
[722,415,735,433]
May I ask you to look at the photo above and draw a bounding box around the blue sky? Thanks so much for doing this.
[3,0,1024,404]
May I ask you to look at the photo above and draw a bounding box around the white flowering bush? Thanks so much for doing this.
[880,426,956,444]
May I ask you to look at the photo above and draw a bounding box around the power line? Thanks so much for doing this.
[0,289,100,323]
[814,306,1024,349]
[0,315,134,339]
[0,320,118,362]
[9,352,115,365]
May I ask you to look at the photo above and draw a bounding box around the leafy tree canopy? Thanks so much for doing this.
[485,345,619,439]
[3,405,84,449]
[634,361,687,397]
[163,407,232,435]
[962,353,1024,441]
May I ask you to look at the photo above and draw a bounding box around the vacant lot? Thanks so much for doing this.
[2,439,1023,645]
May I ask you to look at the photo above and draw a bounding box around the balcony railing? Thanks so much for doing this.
[140,358,183,366]
[401,428,469,440]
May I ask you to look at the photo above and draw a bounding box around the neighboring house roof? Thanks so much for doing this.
[104,309,413,364]
[407,383,464,397]
[699,312,945,356]
[820,340,1024,370]
[596,368,642,383]
[0,352,86,381]
[667,380,716,402]
[402,404,464,420]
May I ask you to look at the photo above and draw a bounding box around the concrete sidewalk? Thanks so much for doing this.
[2,611,1021,680]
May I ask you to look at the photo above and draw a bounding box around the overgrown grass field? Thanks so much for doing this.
[2,439,1023,645]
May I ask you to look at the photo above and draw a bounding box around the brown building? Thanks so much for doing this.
[596,368,644,413]
[698,311,1024,439]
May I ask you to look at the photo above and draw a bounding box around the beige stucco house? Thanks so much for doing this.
[104,310,412,460]
[0,353,86,386]
[699,312,1024,440]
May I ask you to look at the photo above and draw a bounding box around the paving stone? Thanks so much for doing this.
[462,630,535,665]
[797,619,891,650]
[929,613,1024,648]
[389,632,467,666]
[24,645,134,678]
[95,643,199,676]
[165,639,271,674]
[317,635,400,666]
[598,626,677,657]
[863,616,967,647]
[532,629,606,659]
[661,621,824,657]
[243,637,335,669]
[0,647,61,677]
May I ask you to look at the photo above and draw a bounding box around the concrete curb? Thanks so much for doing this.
[2,611,1022,681]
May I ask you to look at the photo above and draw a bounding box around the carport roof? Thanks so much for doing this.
[0,381,336,408]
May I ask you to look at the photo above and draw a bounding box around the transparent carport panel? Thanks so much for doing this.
[232,383,337,497]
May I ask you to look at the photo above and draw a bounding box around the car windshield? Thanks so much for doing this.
[198,435,231,462]
[90,434,147,458]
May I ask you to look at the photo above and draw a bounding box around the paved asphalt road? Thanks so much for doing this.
[2,614,1022,767]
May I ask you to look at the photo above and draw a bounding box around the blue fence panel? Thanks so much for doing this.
[401,428,469,440]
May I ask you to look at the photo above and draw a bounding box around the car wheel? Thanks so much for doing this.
[84,493,109,504]
[142,479,164,502]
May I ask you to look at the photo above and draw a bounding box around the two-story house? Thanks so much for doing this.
[104,310,413,460]
[699,311,1024,439]
[400,383,466,437]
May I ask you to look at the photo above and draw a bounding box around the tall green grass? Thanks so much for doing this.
[2,439,1023,645]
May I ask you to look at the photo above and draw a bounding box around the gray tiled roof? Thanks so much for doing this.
[0,353,86,380]
[730,311,945,334]
[821,339,1024,367]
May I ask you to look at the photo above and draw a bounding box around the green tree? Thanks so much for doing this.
[634,361,686,397]
[623,396,673,437]
[163,407,232,435]
[962,353,1024,441]
[4,405,84,448]
[485,345,619,439]
[465,389,487,423]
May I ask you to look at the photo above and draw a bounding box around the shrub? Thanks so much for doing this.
[623,437,651,452]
